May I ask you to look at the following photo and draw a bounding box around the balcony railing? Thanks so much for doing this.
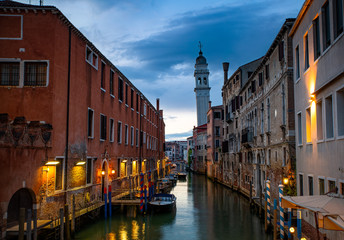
[241,127,253,144]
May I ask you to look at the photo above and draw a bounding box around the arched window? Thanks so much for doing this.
[203,77,207,84]
[198,77,201,85]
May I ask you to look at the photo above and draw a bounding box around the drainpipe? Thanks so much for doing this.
[64,26,72,204]
[139,96,143,172]
[156,98,160,167]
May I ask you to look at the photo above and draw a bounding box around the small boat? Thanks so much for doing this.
[177,172,187,180]
[166,173,177,185]
[157,178,172,193]
[149,193,176,213]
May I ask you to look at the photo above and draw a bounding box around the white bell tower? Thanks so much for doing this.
[194,42,210,126]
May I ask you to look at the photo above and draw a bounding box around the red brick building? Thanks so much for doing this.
[0,1,165,236]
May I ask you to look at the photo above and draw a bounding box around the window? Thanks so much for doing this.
[215,140,220,148]
[328,180,336,193]
[267,98,270,132]
[125,125,128,145]
[322,1,331,50]
[214,112,221,119]
[118,78,123,102]
[136,129,139,147]
[215,152,218,162]
[299,174,304,196]
[131,89,134,109]
[110,70,114,96]
[261,103,264,133]
[131,126,134,146]
[0,62,20,86]
[319,178,325,195]
[109,118,114,142]
[325,95,334,138]
[282,84,286,125]
[85,46,98,69]
[316,100,324,140]
[306,107,312,143]
[337,88,344,136]
[143,132,146,144]
[297,112,302,145]
[86,158,93,185]
[144,103,147,116]
[117,121,122,143]
[125,84,128,105]
[100,114,107,141]
[215,127,220,136]
[55,158,64,190]
[136,93,139,112]
[265,64,269,79]
[278,40,284,61]
[295,46,300,80]
[87,108,94,138]
[147,135,149,149]
[334,0,344,38]
[101,62,105,90]
[308,176,314,196]
[24,62,48,86]
[313,17,321,60]
[258,72,263,86]
[282,147,286,167]
[268,149,271,165]
[341,182,344,195]
[120,160,127,178]
[203,77,207,84]
[304,33,309,70]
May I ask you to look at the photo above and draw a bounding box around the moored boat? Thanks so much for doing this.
[177,172,187,180]
[148,193,177,213]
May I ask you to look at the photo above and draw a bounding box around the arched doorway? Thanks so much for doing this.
[7,188,36,228]
[101,159,109,201]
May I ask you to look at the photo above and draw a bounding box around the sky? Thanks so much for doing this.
[22,0,304,141]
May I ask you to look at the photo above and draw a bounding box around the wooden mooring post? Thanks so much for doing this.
[27,209,32,240]
[59,208,64,240]
[64,205,71,240]
[18,208,25,240]
[72,195,76,237]
[33,207,38,240]
[273,199,277,240]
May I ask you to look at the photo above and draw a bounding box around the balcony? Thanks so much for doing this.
[241,127,253,145]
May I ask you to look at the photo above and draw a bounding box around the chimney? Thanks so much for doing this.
[208,101,212,109]
[222,62,229,84]
[156,98,160,112]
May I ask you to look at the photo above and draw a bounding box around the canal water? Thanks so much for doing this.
[75,174,272,240]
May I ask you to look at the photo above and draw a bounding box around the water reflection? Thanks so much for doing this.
[75,174,271,240]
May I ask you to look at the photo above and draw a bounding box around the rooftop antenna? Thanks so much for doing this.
[198,41,203,55]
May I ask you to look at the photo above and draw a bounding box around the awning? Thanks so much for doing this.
[282,195,344,231]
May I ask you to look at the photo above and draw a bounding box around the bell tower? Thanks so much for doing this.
[194,42,210,126]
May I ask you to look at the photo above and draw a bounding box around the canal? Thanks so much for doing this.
[75,174,272,240]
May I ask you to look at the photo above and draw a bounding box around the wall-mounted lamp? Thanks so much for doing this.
[283,177,289,185]
[289,227,295,233]
[111,170,115,174]
[122,160,127,163]
[76,161,86,165]
[43,166,49,172]
[45,161,60,165]
[309,94,315,102]
[101,170,105,176]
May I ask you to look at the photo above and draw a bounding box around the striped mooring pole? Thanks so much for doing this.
[108,185,112,217]
[140,173,144,213]
[144,185,148,213]
[297,209,302,239]
[279,184,285,239]
[266,180,271,225]
[104,187,107,219]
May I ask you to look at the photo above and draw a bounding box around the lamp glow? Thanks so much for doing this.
[45,161,60,165]
[76,161,86,165]
[111,170,115,174]
[283,177,289,185]
[101,170,105,175]
[289,227,295,233]
[301,238,307,240]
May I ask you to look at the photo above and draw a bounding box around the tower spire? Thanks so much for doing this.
[198,41,203,55]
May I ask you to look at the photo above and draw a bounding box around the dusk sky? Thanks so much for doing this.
[21,0,304,141]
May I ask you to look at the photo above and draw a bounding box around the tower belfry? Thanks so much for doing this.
[194,43,210,126]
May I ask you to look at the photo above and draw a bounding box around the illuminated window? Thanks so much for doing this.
[0,62,19,86]
[55,158,64,190]
[306,107,311,143]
